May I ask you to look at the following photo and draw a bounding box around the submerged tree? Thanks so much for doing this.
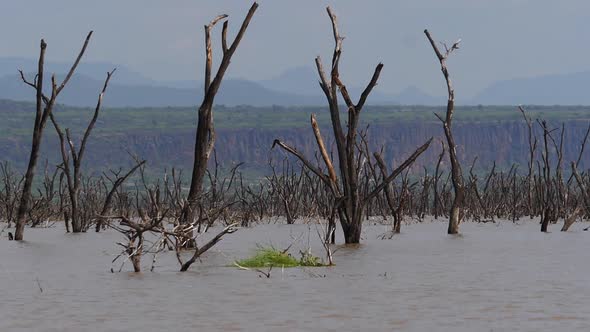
[13,32,93,241]
[50,70,116,233]
[273,7,432,243]
[168,2,259,270]
[424,29,465,235]
[181,2,259,229]
[518,106,538,218]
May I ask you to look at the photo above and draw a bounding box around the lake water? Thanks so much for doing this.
[1,220,589,331]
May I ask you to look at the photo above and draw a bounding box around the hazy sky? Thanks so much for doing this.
[2,1,589,98]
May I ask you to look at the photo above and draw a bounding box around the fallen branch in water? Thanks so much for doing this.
[233,261,272,278]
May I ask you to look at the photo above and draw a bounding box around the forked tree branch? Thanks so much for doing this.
[272,139,333,189]
[365,137,433,202]
[205,15,228,93]
[356,63,384,111]
[78,69,116,167]
[179,223,239,272]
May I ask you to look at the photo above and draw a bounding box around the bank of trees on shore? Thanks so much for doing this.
[2,3,590,271]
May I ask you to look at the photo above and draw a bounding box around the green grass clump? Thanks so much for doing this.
[235,247,325,268]
[236,248,300,268]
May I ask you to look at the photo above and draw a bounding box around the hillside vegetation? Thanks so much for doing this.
[2,99,590,178]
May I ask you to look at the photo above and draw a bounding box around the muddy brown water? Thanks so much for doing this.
[1,220,589,331]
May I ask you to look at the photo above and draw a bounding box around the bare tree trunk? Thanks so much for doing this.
[14,32,93,240]
[51,69,115,233]
[169,3,258,263]
[518,106,537,218]
[327,205,337,244]
[538,120,552,233]
[374,153,401,233]
[273,7,431,244]
[130,235,143,273]
[183,3,258,232]
[561,204,582,232]
[424,29,465,235]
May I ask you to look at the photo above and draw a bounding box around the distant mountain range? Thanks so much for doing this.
[0,57,445,107]
[0,73,326,108]
[1,57,589,107]
[470,71,590,105]
[0,56,153,86]
[257,65,446,105]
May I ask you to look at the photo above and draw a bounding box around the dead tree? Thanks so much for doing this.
[548,123,566,220]
[57,172,71,232]
[570,163,590,231]
[538,120,556,232]
[29,162,59,228]
[182,3,259,231]
[95,160,146,232]
[177,223,239,272]
[518,106,538,218]
[109,208,168,273]
[274,7,432,243]
[0,162,24,227]
[13,32,93,240]
[267,158,304,224]
[239,181,270,223]
[374,153,406,234]
[50,69,115,233]
[424,29,465,234]
[561,204,583,232]
[107,165,240,273]
[563,123,590,229]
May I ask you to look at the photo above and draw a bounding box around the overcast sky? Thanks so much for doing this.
[2,1,589,98]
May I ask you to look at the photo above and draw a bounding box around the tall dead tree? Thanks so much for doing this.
[182,3,259,229]
[518,106,538,218]
[273,7,432,243]
[538,120,555,232]
[424,29,465,234]
[13,32,93,240]
[50,69,115,233]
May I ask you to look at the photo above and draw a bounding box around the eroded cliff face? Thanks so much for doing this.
[4,120,589,177]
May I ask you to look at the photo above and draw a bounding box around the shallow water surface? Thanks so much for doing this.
[1,221,589,331]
